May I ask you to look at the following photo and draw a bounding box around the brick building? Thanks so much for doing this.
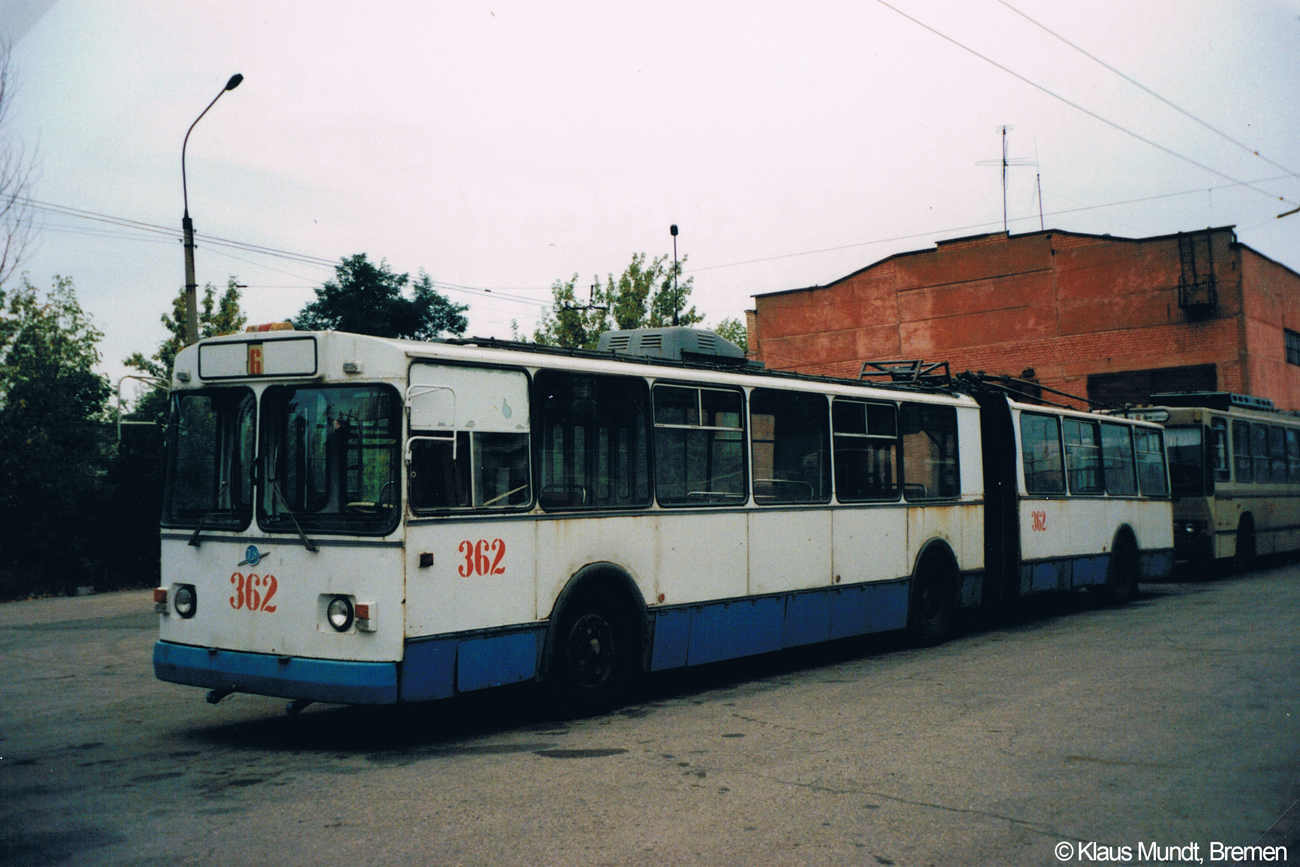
[747,226,1300,410]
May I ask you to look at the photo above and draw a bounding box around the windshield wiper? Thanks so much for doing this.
[268,480,319,553]
[188,482,230,548]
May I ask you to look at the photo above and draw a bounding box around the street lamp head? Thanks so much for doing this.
[225,74,244,91]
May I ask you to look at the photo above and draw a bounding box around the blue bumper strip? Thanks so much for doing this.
[153,641,398,705]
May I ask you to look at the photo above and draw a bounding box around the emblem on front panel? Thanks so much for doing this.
[237,545,270,567]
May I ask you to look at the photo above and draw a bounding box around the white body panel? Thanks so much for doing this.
[832,506,909,584]
[405,519,538,636]
[159,536,405,662]
[748,510,832,594]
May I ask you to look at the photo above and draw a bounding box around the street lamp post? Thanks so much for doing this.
[670,224,679,326]
[181,73,243,346]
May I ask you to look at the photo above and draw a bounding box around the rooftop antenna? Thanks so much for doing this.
[1035,172,1044,231]
[1034,139,1044,231]
[977,126,1036,233]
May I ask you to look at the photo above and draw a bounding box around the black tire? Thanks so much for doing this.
[550,590,637,714]
[1104,535,1137,605]
[1233,517,1256,575]
[909,551,954,646]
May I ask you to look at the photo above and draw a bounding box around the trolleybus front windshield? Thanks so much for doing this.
[162,388,256,529]
[258,384,401,535]
[1165,426,1206,497]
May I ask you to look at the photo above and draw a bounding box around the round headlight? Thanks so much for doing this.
[174,585,197,619]
[327,596,354,632]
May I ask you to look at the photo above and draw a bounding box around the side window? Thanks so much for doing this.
[901,402,959,500]
[408,366,531,512]
[1233,421,1252,482]
[832,399,899,501]
[653,385,746,506]
[1270,426,1287,482]
[1020,413,1065,494]
[1211,418,1230,482]
[409,432,530,511]
[535,370,650,510]
[1288,429,1300,483]
[750,389,831,504]
[1134,428,1169,496]
[1100,422,1137,496]
[1251,423,1270,483]
[1063,418,1102,494]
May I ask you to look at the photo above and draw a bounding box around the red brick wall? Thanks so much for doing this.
[1241,249,1300,409]
[751,228,1291,407]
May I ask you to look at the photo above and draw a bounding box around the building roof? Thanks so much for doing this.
[750,225,1291,300]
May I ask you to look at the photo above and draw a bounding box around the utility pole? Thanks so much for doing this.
[181,74,243,345]
[670,224,679,326]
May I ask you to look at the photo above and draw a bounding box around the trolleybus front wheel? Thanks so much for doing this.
[1233,516,1256,575]
[551,590,637,714]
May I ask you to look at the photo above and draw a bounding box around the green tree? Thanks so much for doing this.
[0,275,110,594]
[124,277,247,426]
[713,317,748,354]
[295,253,468,340]
[535,252,701,349]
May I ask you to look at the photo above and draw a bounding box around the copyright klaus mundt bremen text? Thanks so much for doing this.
[1054,841,1288,863]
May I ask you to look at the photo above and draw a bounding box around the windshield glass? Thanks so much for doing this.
[162,388,256,528]
[258,384,401,535]
[1165,425,1204,497]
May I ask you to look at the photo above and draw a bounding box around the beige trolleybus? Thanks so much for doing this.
[153,328,1172,708]
[1123,392,1300,572]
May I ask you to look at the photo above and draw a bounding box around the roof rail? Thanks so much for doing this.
[1148,391,1276,412]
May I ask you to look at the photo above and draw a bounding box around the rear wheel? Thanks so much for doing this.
[909,551,954,646]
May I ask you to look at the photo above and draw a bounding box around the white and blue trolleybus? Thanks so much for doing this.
[153,327,1174,708]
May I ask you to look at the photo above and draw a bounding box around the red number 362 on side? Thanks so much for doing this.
[458,539,507,577]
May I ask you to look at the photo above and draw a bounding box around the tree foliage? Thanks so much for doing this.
[295,253,468,340]
[534,252,701,350]
[124,278,247,426]
[0,275,110,592]
[713,316,748,354]
[0,40,36,290]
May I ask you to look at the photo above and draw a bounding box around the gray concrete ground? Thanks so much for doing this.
[0,566,1297,866]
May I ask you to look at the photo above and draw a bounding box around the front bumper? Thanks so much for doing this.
[153,640,398,705]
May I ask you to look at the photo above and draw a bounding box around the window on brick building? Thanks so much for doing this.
[1286,329,1300,366]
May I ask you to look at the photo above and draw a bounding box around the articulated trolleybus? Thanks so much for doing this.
[153,327,1173,708]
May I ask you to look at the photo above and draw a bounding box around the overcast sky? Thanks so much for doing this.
[5,1,1300,396]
